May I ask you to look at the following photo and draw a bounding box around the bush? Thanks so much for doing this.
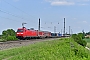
[6,36,18,41]
[71,34,87,47]
[80,40,87,47]
[78,33,85,39]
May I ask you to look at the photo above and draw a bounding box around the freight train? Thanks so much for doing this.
[16,27,62,40]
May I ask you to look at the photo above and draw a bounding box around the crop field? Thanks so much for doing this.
[84,38,90,43]
[0,38,90,60]
[84,38,90,48]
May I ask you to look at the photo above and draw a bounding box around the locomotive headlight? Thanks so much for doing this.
[21,33,23,34]
[17,33,20,34]
[17,33,23,34]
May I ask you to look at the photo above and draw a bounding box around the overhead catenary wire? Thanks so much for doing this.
[2,0,37,18]
[0,9,26,20]
[0,9,36,23]
[2,0,64,33]
[0,0,39,24]
[42,22,61,33]
[0,16,20,22]
[2,0,26,13]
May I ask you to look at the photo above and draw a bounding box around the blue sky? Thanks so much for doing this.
[0,0,90,34]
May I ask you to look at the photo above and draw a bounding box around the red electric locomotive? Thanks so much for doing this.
[16,27,36,39]
[16,27,51,40]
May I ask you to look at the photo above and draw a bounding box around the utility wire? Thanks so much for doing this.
[3,0,25,13]
[0,9,27,20]
[3,0,37,18]
[0,16,20,22]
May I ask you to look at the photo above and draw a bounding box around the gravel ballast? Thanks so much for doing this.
[0,38,60,50]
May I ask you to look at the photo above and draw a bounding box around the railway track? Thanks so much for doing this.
[0,38,61,50]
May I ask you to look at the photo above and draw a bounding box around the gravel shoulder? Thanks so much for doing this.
[0,38,60,50]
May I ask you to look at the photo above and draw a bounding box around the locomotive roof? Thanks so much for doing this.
[17,27,51,32]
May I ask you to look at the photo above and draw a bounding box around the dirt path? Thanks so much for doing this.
[85,47,90,50]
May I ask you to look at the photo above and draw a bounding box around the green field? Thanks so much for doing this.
[84,38,90,43]
[0,38,90,60]
[84,38,90,48]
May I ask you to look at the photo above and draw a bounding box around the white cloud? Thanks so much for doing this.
[51,1,75,6]
[79,3,88,6]
[83,0,90,1]
[89,25,90,27]
[73,18,77,20]
[77,21,88,24]
[45,0,90,6]
[82,21,88,24]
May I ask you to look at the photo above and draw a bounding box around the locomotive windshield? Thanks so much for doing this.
[17,29,24,32]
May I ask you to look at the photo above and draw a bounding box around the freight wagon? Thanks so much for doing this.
[50,33,62,38]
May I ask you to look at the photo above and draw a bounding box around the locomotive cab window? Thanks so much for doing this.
[17,29,24,32]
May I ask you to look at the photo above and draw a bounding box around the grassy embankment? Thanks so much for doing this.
[0,38,90,60]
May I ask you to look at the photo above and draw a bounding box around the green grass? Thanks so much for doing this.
[0,39,6,42]
[0,38,90,60]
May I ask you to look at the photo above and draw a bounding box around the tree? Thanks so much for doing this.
[86,31,90,35]
[2,29,17,41]
[2,29,16,37]
[2,30,8,37]
[78,33,85,39]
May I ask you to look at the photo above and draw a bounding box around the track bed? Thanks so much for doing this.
[0,38,60,50]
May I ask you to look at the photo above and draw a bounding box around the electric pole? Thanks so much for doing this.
[61,29,62,34]
[64,18,65,36]
[54,26,56,33]
[71,29,73,35]
[69,26,70,35]
[38,18,40,31]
